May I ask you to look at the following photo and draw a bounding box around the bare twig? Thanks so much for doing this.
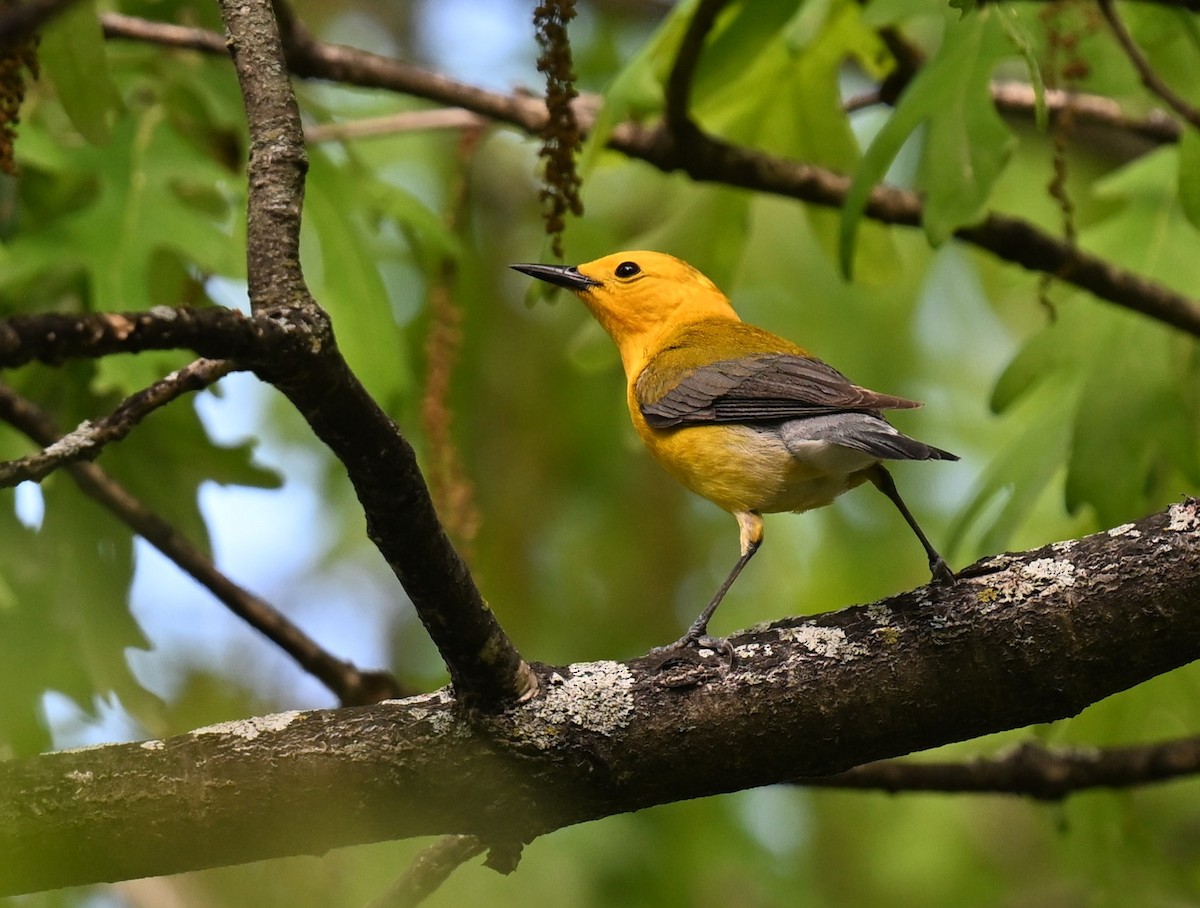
[0,358,235,488]
[364,836,484,908]
[1099,0,1200,132]
[99,10,227,53]
[304,109,486,143]
[805,736,1200,800]
[991,80,1181,146]
[0,381,405,706]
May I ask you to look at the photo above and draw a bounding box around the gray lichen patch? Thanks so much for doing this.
[190,710,304,741]
[774,624,869,660]
[1107,522,1140,538]
[1168,500,1200,533]
[521,661,636,744]
[973,557,1076,611]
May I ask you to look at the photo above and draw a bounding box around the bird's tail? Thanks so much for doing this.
[783,412,958,462]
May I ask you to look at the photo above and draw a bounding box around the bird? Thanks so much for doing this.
[511,250,956,653]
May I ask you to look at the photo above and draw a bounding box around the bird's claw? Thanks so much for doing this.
[648,632,736,672]
[930,556,956,585]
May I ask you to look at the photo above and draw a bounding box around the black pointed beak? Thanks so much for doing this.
[511,262,601,292]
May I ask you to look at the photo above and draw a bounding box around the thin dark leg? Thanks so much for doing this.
[654,510,763,661]
[868,465,955,583]
[679,538,761,645]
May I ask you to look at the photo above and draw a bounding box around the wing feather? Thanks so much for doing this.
[637,353,922,429]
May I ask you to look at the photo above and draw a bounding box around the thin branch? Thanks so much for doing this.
[847,79,1182,147]
[805,736,1200,800]
[663,0,729,135]
[305,109,486,144]
[0,381,405,706]
[991,80,1181,146]
[0,358,235,488]
[102,12,1185,150]
[99,10,227,54]
[1099,0,1200,132]
[365,836,485,908]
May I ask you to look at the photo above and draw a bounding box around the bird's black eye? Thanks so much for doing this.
[615,261,641,278]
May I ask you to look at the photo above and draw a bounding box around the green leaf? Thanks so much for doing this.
[996,5,1047,131]
[989,314,1066,413]
[688,0,804,110]
[578,0,695,175]
[1087,147,1200,288]
[0,483,163,756]
[37,0,120,146]
[947,376,1075,556]
[303,149,412,408]
[1178,127,1200,231]
[839,10,1014,273]
[0,106,244,315]
[985,286,1200,535]
[1064,319,1199,525]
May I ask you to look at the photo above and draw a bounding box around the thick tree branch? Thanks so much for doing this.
[808,736,1200,799]
[2,500,1198,895]
[0,381,403,706]
[219,0,311,311]
[0,358,235,487]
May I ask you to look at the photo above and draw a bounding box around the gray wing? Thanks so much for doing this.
[637,353,922,429]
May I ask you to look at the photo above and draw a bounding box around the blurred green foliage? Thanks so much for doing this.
[2,0,1200,904]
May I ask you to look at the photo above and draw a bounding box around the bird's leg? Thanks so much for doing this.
[672,511,763,655]
[868,465,955,583]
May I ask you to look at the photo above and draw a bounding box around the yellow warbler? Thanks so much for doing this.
[513,251,955,651]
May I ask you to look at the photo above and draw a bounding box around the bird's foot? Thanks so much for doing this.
[647,631,736,672]
[930,556,957,585]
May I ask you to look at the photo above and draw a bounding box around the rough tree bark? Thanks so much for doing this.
[1,500,1197,895]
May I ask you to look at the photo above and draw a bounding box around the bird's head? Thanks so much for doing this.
[512,251,740,373]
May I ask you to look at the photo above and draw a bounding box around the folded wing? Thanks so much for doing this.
[637,353,922,428]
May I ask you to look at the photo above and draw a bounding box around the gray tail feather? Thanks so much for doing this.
[782,413,958,462]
